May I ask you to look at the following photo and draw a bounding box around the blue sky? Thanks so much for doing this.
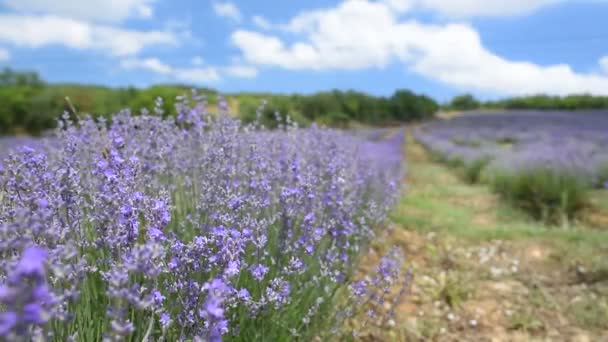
[0,0,607,101]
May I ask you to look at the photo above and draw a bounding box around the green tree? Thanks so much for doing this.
[450,94,480,110]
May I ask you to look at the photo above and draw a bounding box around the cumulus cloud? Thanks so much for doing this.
[1,0,154,23]
[120,57,219,83]
[252,15,272,30]
[600,56,608,73]
[414,0,559,17]
[121,57,172,74]
[0,14,178,56]
[213,2,242,23]
[0,48,9,61]
[231,0,608,96]
[174,67,221,83]
[120,57,257,83]
[223,65,258,78]
[383,0,560,17]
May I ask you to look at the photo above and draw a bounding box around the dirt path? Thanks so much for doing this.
[356,131,608,341]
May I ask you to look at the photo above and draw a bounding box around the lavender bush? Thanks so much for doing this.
[414,111,608,221]
[0,94,408,341]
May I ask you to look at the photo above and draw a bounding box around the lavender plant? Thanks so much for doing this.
[0,94,407,341]
[414,111,608,221]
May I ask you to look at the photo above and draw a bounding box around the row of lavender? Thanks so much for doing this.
[414,111,608,221]
[0,96,409,341]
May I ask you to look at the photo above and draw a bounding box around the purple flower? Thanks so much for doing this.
[237,288,251,301]
[266,278,291,308]
[350,280,368,297]
[200,278,229,340]
[37,198,49,208]
[224,260,240,277]
[0,246,55,338]
[15,247,47,278]
[148,227,165,241]
[304,212,315,223]
[159,313,171,329]
[0,312,17,336]
[202,297,224,319]
[0,92,407,340]
[152,290,165,305]
[250,264,269,281]
[0,285,11,300]
[22,303,46,324]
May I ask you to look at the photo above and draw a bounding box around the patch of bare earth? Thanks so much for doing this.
[580,207,608,229]
[356,228,608,341]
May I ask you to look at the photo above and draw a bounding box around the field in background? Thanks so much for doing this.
[415,110,608,224]
[381,132,608,340]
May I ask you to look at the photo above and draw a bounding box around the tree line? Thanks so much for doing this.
[0,68,438,135]
[7,67,607,135]
[447,93,608,111]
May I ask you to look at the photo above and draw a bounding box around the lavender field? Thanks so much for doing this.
[414,111,608,222]
[0,97,411,341]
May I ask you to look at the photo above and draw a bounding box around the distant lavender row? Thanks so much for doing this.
[0,96,409,341]
[414,111,608,187]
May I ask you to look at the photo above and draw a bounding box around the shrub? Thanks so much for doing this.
[449,94,480,111]
[488,167,590,224]
[462,158,491,184]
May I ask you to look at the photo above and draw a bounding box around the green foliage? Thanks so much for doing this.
[568,296,608,330]
[0,67,44,87]
[508,310,545,333]
[449,94,480,111]
[389,90,438,121]
[289,89,437,125]
[593,161,608,188]
[0,69,439,134]
[462,158,491,184]
[238,94,310,128]
[426,270,472,308]
[486,94,608,110]
[446,93,608,111]
[488,167,590,224]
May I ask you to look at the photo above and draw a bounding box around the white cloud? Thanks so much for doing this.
[231,0,608,96]
[252,15,272,30]
[120,57,256,83]
[0,48,9,61]
[600,56,608,73]
[224,65,258,78]
[174,67,221,83]
[419,0,558,17]
[213,2,242,23]
[121,57,172,74]
[191,56,205,66]
[382,0,415,13]
[233,1,409,70]
[384,0,559,17]
[1,0,155,23]
[0,14,178,56]
[0,48,11,62]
